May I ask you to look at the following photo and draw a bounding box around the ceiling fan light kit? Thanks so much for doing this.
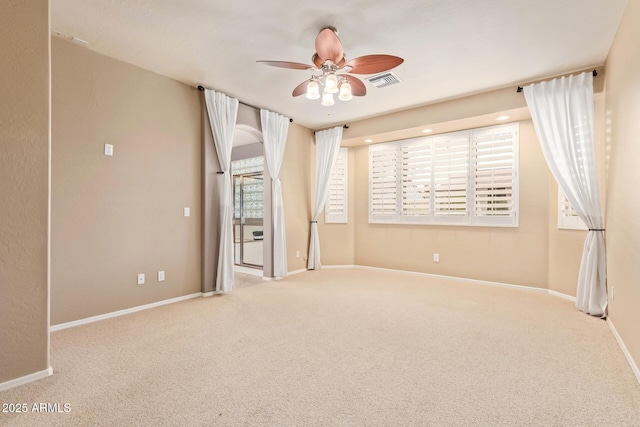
[321,91,335,106]
[324,73,339,94]
[306,80,321,99]
[259,27,403,107]
[338,82,353,101]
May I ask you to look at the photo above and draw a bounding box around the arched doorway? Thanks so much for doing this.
[231,124,266,275]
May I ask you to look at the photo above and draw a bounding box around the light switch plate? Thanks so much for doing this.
[104,144,114,156]
[184,207,190,217]
[158,271,165,282]
[137,273,145,285]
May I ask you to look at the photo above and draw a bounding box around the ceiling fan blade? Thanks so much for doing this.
[344,55,404,74]
[344,75,366,96]
[312,53,324,68]
[292,79,310,97]
[257,60,314,70]
[315,27,344,63]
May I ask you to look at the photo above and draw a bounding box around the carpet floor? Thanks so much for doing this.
[1,268,639,426]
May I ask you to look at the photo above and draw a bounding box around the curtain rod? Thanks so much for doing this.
[197,85,293,122]
[516,70,597,93]
[313,125,349,136]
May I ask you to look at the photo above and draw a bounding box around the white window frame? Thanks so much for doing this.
[369,123,519,227]
[558,189,587,230]
[471,125,519,227]
[325,147,348,224]
[369,143,399,223]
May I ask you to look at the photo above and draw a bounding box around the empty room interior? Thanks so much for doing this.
[2,0,640,425]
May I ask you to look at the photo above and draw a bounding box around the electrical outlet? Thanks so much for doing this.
[296,250,300,258]
[137,273,145,285]
[183,207,190,217]
[433,253,440,263]
[104,144,114,156]
[158,271,165,282]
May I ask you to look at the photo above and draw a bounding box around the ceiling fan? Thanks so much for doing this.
[257,27,404,106]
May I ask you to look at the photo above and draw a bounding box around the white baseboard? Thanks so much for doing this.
[548,289,577,302]
[202,291,220,297]
[322,264,356,269]
[607,319,640,385]
[0,366,53,393]
[335,264,576,302]
[234,265,263,277]
[50,293,203,332]
[287,268,307,276]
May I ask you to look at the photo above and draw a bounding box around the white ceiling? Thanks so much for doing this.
[51,0,627,129]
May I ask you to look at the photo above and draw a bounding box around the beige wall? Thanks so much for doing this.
[351,121,550,288]
[316,148,356,266]
[342,87,526,143]
[282,123,314,272]
[319,74,607,293]
[324,87,559,287]
[51,38,201,324]
[0,0,50,384]
[604,0,640,371]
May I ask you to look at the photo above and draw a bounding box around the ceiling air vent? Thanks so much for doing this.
[366,71,402,88]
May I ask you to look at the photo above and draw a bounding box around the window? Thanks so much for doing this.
[370,144,398,218]
[369,123,519,227]
[232,156,264,219]
[433,131,469,221]
[401,139,431,217]
[558,189,587,230]
[472,126,518,225]
[325,148,348,223]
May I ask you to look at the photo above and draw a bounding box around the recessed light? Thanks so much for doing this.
[496,115,510,121]
[422,129,433,133]
[364,139,373,143]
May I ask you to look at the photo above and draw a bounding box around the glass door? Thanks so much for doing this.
[233,173,264,268]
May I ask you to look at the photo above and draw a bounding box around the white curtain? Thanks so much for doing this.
[308,126,343,270]
[260,109,290,278]
[524,72,606,316]
[204,89,238,293]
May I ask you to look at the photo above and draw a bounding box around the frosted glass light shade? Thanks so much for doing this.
[324,73,339,94]
[306,80,320,99]
[338,82,352,101]
[321,91,335,106]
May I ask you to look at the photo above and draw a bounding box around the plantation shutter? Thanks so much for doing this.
[401,139,431,217]
[558,189,587,229]
[369,144,398,220]
[368,124,519,226]
[433,132,468,218]
[325,148,348,223]
[471,125,518,225]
